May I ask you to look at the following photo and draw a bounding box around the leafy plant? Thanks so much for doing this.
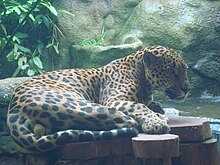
[79,26,106,46]
[0,0,74,77]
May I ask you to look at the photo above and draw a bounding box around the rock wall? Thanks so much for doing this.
[49,0,220,97]
[0,78,28,157]
[119,0,220,97]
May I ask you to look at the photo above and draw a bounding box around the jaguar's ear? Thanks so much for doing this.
[143,52,159,68]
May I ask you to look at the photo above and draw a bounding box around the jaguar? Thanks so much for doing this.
[7,46,190,153]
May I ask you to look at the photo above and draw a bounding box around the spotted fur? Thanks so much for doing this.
[7,46,190,153]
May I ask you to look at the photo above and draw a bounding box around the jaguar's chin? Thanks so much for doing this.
[165,89,188,101]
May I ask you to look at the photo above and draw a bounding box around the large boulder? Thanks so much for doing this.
[113,0,220,96]
[113,0,220,49]
[53,0,220,97]
[0,77,29,105]
[52,0,142,69]
[71,40,143,68]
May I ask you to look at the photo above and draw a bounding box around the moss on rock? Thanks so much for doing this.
[71,40,143,68]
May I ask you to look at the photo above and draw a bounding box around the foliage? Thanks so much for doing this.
[79,26,106,46]
[0,0,74,77]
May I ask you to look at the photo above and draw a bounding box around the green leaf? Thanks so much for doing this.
[42,15,50,28]
[48,5,58,16]
[34,67,44,74]
[58,9,75,17]
[15,32,29,39]
[27,69,36,76]
[32,56,43,69]
[12,67,21,77]
[18,5,28,12]
[18,13,26,24]
[29,13,35,22]
[0,38,7,49]
[6,44,21,61]
[53,45,59,54]
[6,50,15,61]
[41,1,58,16]
[39,0,50,6]
[46,43,53,48]
[17,45,31,53]
[37,41,44,54]
[38,69,44,74]
[13,6,21,15]
[100,26,106,39]
[21,64,29,70]
[80,39,98,46]
[6,6,15,15]
[14,43,18,53]
[34,14,43,26]
[18,56,27,67]
[101,26,105,36]
[27,0,36,5]
[17,4,35,22]
[12,36,20,44]
[0,24,7,35]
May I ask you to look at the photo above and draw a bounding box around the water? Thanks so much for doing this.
[162,94,220,119]
[162,94,220,148]
[162,97,220,131]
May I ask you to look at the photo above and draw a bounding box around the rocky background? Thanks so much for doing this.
[0,0,220,160]
[51,0,220,97]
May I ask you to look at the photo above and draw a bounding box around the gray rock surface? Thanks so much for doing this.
[52,0,142,69]
[52,0,220,96]
[71,40,143,68]
[0,136,19,155]
[0,77,29,105]
[114,0,220,48]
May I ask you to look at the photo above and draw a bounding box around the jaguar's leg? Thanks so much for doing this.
[105,101,169,134]
[144,93,165,114]
[54,100,138,131]
[21,94,138,133]
[148,101,165,114]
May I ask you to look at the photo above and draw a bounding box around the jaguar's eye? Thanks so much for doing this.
[167,67,175,74]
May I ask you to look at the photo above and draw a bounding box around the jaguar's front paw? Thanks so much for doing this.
[148,101,164,114]
[155,113,169,123]
[141,113,170,134]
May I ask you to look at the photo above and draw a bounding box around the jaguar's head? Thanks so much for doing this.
[143,46,190,100]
